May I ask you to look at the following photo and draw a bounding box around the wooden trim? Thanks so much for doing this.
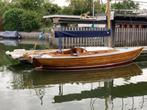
[33,47,143,69]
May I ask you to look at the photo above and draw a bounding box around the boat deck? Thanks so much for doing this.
[34,47,143,59]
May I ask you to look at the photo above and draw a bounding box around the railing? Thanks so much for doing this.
[54,27,147,48]
[55,27,110,48]
[114,28,147,47]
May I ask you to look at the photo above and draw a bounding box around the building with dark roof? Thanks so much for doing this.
[113,10,147,28]
[43,13,114,27]
[43,10,147,29]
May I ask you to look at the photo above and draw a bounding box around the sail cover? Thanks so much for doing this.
[55,30,111,38]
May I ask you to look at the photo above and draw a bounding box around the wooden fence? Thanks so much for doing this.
[54,27,147,48]
[114,28,147,47]
[55,27,110,48]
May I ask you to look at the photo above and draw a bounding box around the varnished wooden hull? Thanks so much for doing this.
[33,47,143,70]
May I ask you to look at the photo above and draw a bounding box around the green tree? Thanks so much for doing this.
[3,8,24,31]
[21,11,41,31]
[0,0,16,16]
[60,6,73,15]
[43,2,61,15]
[14,0,44,11]
[3,8,40,31]
[111,0,139,10]
[66,0,103,15]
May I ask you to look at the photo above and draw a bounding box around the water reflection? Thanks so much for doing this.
[7,63,145,109]
[1,40,147,110]
[0,39,19,46]
[0,39,52,49]
[9,63,141,88]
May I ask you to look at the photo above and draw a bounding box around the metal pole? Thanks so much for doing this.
[106,0,111,30]
[93,0,95,18]
[106,0,112,47]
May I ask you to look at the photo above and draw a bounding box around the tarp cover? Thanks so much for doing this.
[0,31,21,39]
[55,30,111,38]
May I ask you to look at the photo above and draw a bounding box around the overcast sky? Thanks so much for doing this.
[52,0,147,9]
[52,0,69,7]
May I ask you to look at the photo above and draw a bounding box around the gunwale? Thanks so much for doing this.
[35,47,143,59]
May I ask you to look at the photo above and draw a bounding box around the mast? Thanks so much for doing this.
[92,0,95,18]
[106,0,111,30]
[106,0,112,47]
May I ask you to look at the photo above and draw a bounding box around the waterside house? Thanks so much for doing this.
[43,10,147,48]
[114,9,147,28]
[43,10,147,29]
[43,14,114,28]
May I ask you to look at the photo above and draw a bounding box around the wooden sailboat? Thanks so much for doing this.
[5,0,143,69]
[32,47,143,69]
[31,0,143,69]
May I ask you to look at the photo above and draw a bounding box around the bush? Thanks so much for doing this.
[3,8,41,31]
[3,8,24,31]
[21,11,41,32]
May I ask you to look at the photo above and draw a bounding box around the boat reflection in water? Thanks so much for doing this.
[9,63,144,110]
[30,63,142,85]
[10,63,142,87]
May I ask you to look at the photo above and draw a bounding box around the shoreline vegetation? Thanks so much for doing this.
[0,0,139,33]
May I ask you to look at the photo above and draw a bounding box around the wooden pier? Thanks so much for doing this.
[52,27,147,50]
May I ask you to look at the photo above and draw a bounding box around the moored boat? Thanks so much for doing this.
[32,47,143,70]
[5,0,143,70]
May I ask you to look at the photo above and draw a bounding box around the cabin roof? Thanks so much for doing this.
[43,11,147,26]
[43,12,114,24]
[43,15,81,19]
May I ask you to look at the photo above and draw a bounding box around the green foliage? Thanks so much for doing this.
[43,2,61,15]
[3,8,40,31]
[68,0,91,15]
[0,0,140,32]
[67,0,103,15]
[1,0,63,31]
[0,1,16,16]
[66,0,139,15]
[21,11,41,32]
[101,4,106,13]
[60,6,73,15]
[111,0,139,10]
[3,8,24,31]
[14,0,43,11]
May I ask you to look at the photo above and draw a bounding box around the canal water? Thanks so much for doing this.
[0,39,147,110]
